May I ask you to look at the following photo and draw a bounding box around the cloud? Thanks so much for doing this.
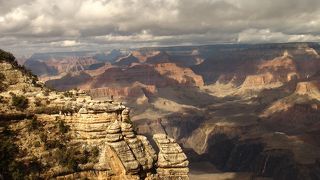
[50,40,82,47]
[0,0,320,56]
[238,29,320,43]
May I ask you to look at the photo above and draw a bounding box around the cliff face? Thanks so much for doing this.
[239,52,298,91]
[87,82,157,101]
[240,73,282,89]
[154,63,204,87]
[0,52,189,179]
[295,81,320,100]
[24,57,99,76]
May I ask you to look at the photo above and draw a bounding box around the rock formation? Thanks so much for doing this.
[154,63,204,87]
[153,134,189,179]
[0,51,189,179]
[295,81,320,100]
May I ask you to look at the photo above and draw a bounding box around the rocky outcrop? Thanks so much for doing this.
[153,134,189,180]
[59,113,190,179]
[87,83,157,100]
[155,63,204,87]
[240,53,298,91]
[257,52,296,73]
[295,81,320,100]
[106,121,141,177]
[241,73,281,89]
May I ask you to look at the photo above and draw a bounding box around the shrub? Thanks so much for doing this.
[0,73,7,92]
[34,98,42,107]
[0,49,15,63]
[0,72,5,81]
[63,91,73,98]
[27,116,42,132]
[43,89,50,96]
[0,113,30,121]
[34,106,75,115]
[55,147,79,171]
[92,146,100,158]
[39,132,47,143]
[44,139,64,150]
[27,157,42,177]
[2,126,13,136]
[11,95,29,110]
[58,120,70,134]
[34,141,41,147]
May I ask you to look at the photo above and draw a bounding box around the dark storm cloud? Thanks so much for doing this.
[0,0,320,56]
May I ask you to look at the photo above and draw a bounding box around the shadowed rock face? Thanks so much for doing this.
[196,136,320,180]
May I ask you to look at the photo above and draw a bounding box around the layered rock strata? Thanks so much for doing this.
[153,134,189,180]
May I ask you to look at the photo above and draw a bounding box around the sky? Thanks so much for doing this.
[1,0,320,56]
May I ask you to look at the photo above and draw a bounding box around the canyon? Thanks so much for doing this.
[15,42,320,179]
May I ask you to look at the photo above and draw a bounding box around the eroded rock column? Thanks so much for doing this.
[106,121,140,176]
[153,134,189,180]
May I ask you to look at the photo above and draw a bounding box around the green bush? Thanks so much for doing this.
[27,157,42,177]
[34,106,75,115]
[39,132,47,143]
[92,146,100,158]
[11,95,29,110]
[27,116,42,132]
[63,91,74,98]
[0,73,7,92]
[55,147,79,171]
[34,98,42,107]
[0,72,5,81]
[34,141,41,147]
[2,126,13,136]
[0,49,15,63]
[58,120,70,134]
[43,89,50,96]
[0,113,30,121]
[44,139,64,150]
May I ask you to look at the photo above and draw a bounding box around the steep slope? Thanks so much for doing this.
[113,54,140,67]
[24,59,58,76]
[45,71,93,91]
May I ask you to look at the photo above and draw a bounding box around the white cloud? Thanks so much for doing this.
[50,40,81,47]
[0,0,320,56]
[238,29,320,43]
[62,40,81,47]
